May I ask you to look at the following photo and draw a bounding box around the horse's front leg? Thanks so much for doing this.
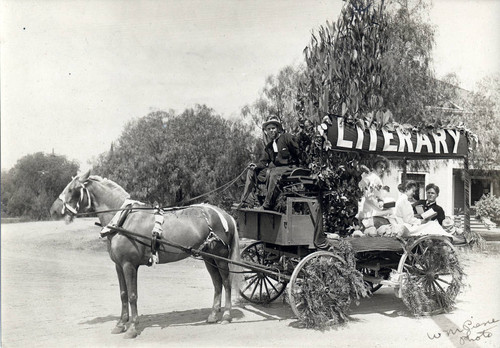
[111,264,129,334]
[123,262,140,339]
[204,259,223,324]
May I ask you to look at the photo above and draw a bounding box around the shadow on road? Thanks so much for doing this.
[349,289,409,317]
[79,302,297,335]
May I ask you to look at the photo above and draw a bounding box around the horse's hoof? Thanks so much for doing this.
[111,325,126,334]
[206,314,218,324]
[123,327,138,339]
[221,314,232,324]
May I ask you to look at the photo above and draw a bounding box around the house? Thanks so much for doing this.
[379,81,500,217]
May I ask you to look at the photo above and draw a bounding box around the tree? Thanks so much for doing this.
[93,105,256,210]
[242,65,304,132]
[1,153,79,219]
[467,74,500,170]
[298,0,438,127]
[429,73,500,171]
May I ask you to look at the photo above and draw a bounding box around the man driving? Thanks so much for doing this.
[239,116,300,210]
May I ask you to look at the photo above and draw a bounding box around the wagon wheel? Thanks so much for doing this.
[239,241,288,304]
[288,251,349,326]
[397,236,464,316]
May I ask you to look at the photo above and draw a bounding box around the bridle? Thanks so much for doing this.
[58,178,92,216]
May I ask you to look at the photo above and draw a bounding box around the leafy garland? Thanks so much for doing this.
[400,239,465,316]
[298,240,369,329]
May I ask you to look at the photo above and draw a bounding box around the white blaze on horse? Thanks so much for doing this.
[50,170,240,339]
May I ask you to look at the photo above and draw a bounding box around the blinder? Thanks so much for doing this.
[59,179,92,216]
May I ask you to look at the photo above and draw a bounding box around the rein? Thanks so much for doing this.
[106,225,261,275]
[72,168,246,217]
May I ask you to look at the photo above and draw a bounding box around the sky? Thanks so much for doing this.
[1,0,499,172]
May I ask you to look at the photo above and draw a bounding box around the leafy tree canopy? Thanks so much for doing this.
[93,105,256,209]
[428,73,500,171]
[241,65,304,133]
[1,152,79,219]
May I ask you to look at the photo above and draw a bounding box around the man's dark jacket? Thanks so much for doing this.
[256,133,300,171]
[415,200,446,225]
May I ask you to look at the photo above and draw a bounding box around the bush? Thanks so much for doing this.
[475,194,500,222]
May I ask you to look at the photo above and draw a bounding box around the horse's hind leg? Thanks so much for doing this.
[111,264,128,334]
[122,262,139,339]
[216,259,232,324]
[204,258,223,323]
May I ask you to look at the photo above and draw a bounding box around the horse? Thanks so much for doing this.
[50,170,240,339]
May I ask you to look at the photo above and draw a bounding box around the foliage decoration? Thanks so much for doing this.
[400,238,465,316]
[297,240,369,329]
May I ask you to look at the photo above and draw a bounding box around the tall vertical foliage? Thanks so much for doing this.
[295,0,439,234]
[298,0,393,128]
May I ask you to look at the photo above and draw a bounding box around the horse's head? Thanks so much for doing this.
[51,169,92,223]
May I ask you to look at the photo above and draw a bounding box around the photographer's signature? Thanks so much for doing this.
[427,317,498,345]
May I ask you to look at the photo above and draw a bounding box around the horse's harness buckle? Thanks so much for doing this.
[150,206,164,265]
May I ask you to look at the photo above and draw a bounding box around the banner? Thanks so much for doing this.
[325,115,468,158]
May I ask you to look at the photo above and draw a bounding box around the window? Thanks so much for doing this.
[471,178,492,206]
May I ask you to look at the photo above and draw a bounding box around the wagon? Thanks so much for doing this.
[232,115,475,322]
[234,200,462,320]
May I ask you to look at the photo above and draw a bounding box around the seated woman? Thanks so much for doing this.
[395,181,422,225]
[358,157,393,225]
[394,181,451,237]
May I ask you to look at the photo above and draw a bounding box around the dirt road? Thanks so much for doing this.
[2,219,500,348]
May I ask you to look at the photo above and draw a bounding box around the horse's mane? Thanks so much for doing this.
[88,175,130,198]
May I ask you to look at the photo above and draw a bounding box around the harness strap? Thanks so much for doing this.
[150,206,164,266]
[192,203,229,232]
[194,231,228,256]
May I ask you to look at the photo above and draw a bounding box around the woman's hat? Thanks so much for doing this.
[262,116,283,130]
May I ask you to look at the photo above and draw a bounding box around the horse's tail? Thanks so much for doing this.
[227,213,243,295]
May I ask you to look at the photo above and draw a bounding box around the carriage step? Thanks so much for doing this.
[380,279,399,287]
[357,261,397,271]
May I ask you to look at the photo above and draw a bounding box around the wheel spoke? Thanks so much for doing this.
[262,276,271,299]
[242,274,259,293]
[243,273,258,282]
[259,277,263,299]
[435,276,452,286]
[431,281,445,309]
[264,276,280,294]
[249,277,261,299]
[434,279,447,295]
[404,264,427,275]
